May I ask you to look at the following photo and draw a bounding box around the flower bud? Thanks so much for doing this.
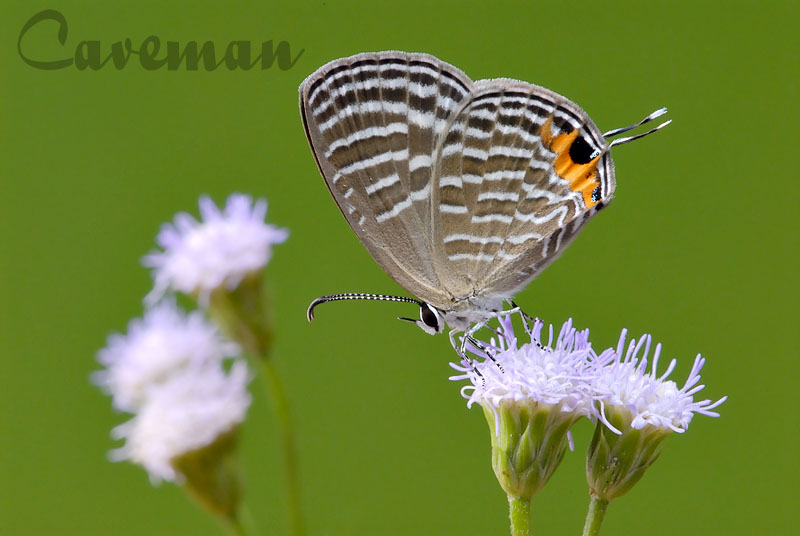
[585,406,670,501]
[486,400,581,500]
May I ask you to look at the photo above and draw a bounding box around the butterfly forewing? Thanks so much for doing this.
[300,52,472,306]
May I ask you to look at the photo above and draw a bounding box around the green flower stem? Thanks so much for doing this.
[259,358,305,536]
[508,495,532,536]
[581,495,609,536]
[207,277,304,535]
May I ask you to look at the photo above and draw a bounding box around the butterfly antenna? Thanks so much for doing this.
[307,293,422,322]
[603,107,671,148]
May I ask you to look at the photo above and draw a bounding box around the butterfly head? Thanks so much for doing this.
[398,302,444,335]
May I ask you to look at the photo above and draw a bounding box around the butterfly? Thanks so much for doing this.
[299,51,668,350]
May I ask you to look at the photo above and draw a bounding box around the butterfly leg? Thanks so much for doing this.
[508,300,535,333]
[460,321,506,373]
[482,306,533,357]
[506,300,545,350]
[448,328,462,357]
[449,328,486,384]
[466,334,505,373]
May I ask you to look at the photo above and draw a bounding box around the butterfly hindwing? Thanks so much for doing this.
[432,80,616,298]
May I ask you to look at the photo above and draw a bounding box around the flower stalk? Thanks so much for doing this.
[258,358,305,536]
[207,280,305,536]
[207,276,305,536]
[508,495,532,536]
[581,495,609,536]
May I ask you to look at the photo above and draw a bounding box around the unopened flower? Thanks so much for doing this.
[586,330,727,501]
[95,300,240,412]
[451,315,613,500]
[143,194,288,305]
[110,360,251,484]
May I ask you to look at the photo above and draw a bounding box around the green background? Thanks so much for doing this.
[2,1,797,534]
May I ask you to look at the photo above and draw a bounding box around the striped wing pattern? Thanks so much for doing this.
[433,82,612,298]
[300,52,613,311]
[300,52,471,305]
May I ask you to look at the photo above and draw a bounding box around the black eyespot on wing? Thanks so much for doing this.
[421,305,439,329]
[569,135,595,164]
[591,185,602,203]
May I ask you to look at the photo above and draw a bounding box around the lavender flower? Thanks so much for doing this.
[453,314,727,536]
[143,194,288,305]
[450,315,613,500]
[95,301,251,485]
[586,330,726,502]
[451,315,615,429]
[110,361,251,484]
[95,300,240,412]
[596,330,727,434]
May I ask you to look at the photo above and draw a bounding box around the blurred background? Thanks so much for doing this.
[1,1,797,534]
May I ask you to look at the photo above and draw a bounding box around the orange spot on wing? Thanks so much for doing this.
[542,122,602,208]
[551,129,579,156]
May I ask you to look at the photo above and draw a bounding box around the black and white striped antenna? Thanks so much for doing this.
[604,107,671,148]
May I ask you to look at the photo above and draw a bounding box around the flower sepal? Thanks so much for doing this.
[586,406,670,501]
[172,426,244,523]
[207,273,273,358]
[485,400,582,501]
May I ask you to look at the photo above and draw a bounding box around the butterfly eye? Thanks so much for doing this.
[568,135,600,164]
[420,303,441,331]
